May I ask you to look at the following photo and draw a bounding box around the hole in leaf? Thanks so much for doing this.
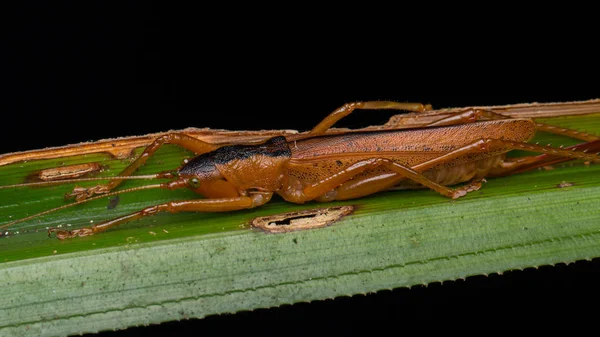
[251,206,354,233]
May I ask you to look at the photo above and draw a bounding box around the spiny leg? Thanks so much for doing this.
[384,108,507,129]
[481,108,598,141]
[233,111,597,179]
[425,108,499,127]
[323,172,400,201]
[299,158,475,202]
[328,140,506,199]
[488,139,600,176]
[67,133,220,200]
[306,101,428,137]
[412,108,599,142]
[316,138,600,200]
[50,192,272,239]
[337,174,484,201]
[532,123,599,142]
[308,138,540,196]
[406,138,600,182]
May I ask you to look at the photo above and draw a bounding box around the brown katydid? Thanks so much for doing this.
[1,101,599,239]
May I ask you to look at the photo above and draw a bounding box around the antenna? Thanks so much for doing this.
[0,174,162,190]
[1,183,166,231]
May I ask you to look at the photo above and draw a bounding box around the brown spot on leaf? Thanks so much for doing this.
[556,181,575,188]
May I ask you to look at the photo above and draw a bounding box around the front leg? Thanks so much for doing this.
[51,192,272,239]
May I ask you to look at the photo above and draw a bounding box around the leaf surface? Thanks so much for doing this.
[1,113,599,336]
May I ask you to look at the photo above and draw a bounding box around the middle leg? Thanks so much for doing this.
[318,171,483,202]
[296,158,475,203]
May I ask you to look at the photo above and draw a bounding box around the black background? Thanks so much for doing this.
[5,2,600,334]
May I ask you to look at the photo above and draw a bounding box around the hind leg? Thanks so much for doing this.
[306,101,429,137]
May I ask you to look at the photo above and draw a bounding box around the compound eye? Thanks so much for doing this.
[188,178,200,189]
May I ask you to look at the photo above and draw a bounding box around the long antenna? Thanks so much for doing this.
[0,174,162,190]
[0,183,165,231]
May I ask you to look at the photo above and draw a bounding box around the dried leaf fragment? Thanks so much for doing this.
[30,162,104,182]
[252,206,354,233]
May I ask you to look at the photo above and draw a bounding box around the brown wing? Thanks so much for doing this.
[287,119,536,183]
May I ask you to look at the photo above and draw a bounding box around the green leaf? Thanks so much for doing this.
[1,114,599,336]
